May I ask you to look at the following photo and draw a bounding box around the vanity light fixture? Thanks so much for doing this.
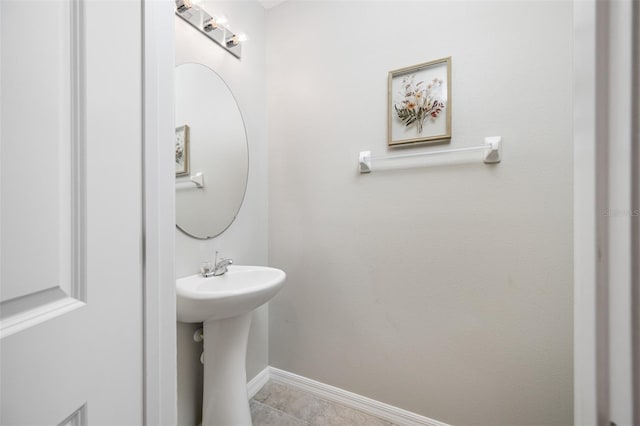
[175,2,244,59]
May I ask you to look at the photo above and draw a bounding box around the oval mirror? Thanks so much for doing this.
[175,63,248,239]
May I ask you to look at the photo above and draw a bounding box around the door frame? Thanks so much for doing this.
[573,1,639,424]
[573,2,606,423]
[142,0,177,424]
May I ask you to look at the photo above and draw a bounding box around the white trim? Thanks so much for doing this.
[607,1,635,422]
[573,2,599,424]
[247,367,271,399]
[142,0,176,424]
[268,367,449,426]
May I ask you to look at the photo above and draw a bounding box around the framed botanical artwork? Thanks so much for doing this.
[388,57,451,147]
[175,124,190,176]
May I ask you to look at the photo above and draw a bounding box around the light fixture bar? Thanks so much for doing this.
[175,2,243,59]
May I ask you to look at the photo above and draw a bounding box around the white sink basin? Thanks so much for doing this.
[176,265,286,323]
[176,265,286,426]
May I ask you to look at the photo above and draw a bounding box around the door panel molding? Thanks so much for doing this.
[0,0,86,338]
[70,0,86,305]
[0,292,85,339]
[58,403,87,426]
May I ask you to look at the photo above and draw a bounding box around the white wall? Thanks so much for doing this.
[174,2,267,424]
[267,2,573,425]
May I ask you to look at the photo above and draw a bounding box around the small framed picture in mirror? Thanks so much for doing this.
[175,124,190,176]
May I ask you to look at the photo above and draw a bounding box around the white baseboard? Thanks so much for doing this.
[247,367,271,399]
[267,367,449,426]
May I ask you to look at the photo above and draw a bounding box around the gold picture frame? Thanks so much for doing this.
[388,57,452,147]
[175,124,190,176]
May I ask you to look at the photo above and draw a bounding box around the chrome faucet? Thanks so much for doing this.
[201,251,233,277]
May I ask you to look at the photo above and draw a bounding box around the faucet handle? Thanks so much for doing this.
[200,261,214,277]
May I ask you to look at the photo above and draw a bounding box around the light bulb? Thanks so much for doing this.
[226,34,239,47]
[203,18,218,32]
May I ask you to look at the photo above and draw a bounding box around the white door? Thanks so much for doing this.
[1,1,144,424]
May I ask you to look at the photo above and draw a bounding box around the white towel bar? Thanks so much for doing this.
[359,136,502,174]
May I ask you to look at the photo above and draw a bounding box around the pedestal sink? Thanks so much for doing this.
[176,265,286,426]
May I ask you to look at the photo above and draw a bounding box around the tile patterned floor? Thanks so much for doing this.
[250,381,396,426]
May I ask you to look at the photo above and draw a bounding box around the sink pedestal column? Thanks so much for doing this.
[202,312,253,426]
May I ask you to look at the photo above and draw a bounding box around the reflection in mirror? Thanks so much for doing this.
[175,63,248,239]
